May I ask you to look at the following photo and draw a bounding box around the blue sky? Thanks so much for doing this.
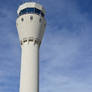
[0,0,92,92]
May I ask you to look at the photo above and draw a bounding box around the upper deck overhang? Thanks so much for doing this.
[17,2,46,15]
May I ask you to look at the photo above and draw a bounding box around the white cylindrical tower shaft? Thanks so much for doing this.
[20,42,39,92]
[16,2,46,92]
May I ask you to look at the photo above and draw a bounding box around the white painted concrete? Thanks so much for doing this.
[20,42,39,92]
[16,2,46,92]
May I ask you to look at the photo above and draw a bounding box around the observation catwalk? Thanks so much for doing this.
[16,2,46,92]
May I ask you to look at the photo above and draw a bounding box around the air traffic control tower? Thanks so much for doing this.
[16,2,46,92]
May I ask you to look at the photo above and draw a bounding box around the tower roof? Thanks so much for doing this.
[17,2,45,15]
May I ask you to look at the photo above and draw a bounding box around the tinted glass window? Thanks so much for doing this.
[41,12,44,17]
[19,8,44,17]
[35,8,41,15]
[27,8,35,13]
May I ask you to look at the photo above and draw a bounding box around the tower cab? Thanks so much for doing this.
[16,2,46,46]
[17,2,45,17]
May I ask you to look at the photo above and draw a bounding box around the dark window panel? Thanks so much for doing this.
[19,8,45,17]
